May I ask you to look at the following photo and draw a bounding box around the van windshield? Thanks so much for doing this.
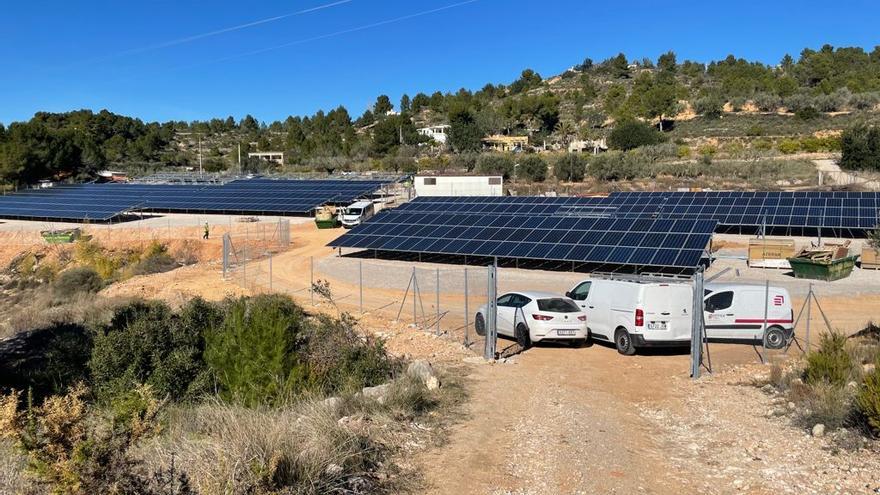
[537,298,580,313]
[346,208,363,216]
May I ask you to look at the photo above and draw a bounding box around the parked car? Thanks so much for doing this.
[565,279,692,355]
[703,283,794,349]
[565,279,796,355]
[339,200,375,228]
[474,291,587,349]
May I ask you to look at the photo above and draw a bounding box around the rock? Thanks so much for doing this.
[761,384,775,394]
[812,423,826,437]
[787,401,796,411]
[463,356,489,364]
[325,463,343,476]
[864,363,876,375]
[361,383,391,404]
[425,375,441,391]
[321,396,342,410]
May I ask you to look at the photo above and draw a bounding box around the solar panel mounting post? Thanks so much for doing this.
[690,268,705,379]
[761,280,769,365]
[484,263,498,361]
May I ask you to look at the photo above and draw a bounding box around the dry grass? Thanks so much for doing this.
[3,291,124,338]
[138,371,464,495]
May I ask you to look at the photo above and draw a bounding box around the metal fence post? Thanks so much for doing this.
[761,279,769,364]
[464,266,469,346]
[805,283,813,351]
[484,263,498,360]
[359,260,364,315]
[690,269,704,379]
[310,256,314,305]
[412,267,417,326]
[268,252,273,292]
[436,268,440,335]
[242,240,247,289]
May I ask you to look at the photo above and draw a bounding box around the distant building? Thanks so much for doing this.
[482,135,528,152]
[96,170,129,183]
[417,125,450,144]
[248,152,284,165]
[414,175,503,197]
[568,138,608,154]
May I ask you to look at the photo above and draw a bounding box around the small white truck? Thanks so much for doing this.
[566,279,795,355]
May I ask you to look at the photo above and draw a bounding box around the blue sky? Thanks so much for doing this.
[1,0,878,125]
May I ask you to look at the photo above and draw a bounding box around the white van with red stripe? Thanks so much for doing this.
[703,283,794,349]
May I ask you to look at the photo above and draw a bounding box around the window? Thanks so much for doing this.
[423,178,437,185]
[496,294,514,307]
[488,177,502,185]
[510,294,532,308]
[569,281,592,301]
[705,291,734,312]
[537,298,580,313]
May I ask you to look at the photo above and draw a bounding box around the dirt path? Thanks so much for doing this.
[418,344,703,495]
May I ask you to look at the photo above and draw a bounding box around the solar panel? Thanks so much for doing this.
[0,179,394,222]
[330,207,716,270]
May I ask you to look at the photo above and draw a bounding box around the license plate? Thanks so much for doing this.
[557,329,577,336]
[648,322,668,330]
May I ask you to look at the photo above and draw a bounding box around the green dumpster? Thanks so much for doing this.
[41,228,81,244]
[787,255,858,281]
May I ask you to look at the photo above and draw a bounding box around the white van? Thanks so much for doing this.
[566,279,693,355]
[339,200,375,228]
[703,283,794,349]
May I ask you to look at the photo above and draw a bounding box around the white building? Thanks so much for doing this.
[414,175,503,197]
[417,125,450,145]
[248,151,284,165]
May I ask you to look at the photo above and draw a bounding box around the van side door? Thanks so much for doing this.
[704,290,735,339]
[584,285,611,340]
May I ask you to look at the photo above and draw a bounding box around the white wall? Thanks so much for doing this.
[414,176,503,197]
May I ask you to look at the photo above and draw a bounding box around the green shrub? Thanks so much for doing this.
[778,139,801,154]
[588,151,645,180]
[449,152,478,172]
[799,381,854,430]
[840,124,880,172]
[849,92,880,110]
[676,145,691,158]
[693,95,724,118]
[518,155,547,182]
[805,332,853,387]
[857,360,880,432]
[303,314,399,394]
[476,153,516,179]
[553,153,588,182]
[90,299,217,403]
[608,120,665,151]
[205,295,312,407]
[753,92,781,112]
[795,106,821,121]
[746,125,765,137]
[52,266,103,301]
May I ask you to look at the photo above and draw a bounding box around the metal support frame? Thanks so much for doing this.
[484,263,498,360]
[690,268,707,378]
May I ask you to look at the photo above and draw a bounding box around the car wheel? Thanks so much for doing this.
[615,328,636,356]
[515,323,532,350]
[764,326,787,350]
[474,313,486,337]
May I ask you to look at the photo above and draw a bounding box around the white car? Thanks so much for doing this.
[474,291,588,349]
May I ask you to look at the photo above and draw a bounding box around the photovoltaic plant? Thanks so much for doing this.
[0,179,393,221]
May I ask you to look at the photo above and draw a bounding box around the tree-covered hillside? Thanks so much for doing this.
[2,44,880,185]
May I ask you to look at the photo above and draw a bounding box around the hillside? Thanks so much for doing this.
[2,44,880,187]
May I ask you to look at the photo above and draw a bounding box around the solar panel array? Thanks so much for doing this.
[330,209,716,269]
[399,192,880,232]
[0,179,392,221]
[611,191,880,230]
